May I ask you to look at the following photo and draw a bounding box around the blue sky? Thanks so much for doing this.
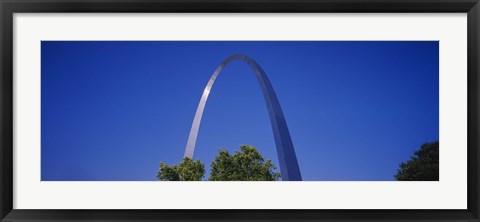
[41,41,439,181]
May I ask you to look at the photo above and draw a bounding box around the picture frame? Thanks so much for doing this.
[1,0,479,221]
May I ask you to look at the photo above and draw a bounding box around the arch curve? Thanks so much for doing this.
[184,54,302,181]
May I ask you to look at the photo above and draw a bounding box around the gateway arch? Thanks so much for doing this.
[184,54,302,181]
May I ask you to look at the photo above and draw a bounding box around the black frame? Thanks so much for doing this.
[1,0,479,221]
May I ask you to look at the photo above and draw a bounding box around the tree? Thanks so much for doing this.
[394,141,439,181]
[157,157,205,181]
[209,145,281,181]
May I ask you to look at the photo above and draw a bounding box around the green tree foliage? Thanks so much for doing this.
[209,145,281,181]
[394,141,439,181]
[157,157,205,181]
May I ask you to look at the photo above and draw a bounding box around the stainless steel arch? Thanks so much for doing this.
[184,54,302,181]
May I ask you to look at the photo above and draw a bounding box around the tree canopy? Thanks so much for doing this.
[157,145,280,181]
[156,157,205,181]
[394,141,439,181]
[209,145,281,181]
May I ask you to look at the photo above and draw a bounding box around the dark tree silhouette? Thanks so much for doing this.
[395,141,439,181]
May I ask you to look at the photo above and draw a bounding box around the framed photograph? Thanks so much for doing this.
[1,0,479,221]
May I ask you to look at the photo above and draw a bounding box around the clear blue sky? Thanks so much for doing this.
[41,41,439,181]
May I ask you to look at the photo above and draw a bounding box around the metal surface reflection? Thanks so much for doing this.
[184,54,302,181]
